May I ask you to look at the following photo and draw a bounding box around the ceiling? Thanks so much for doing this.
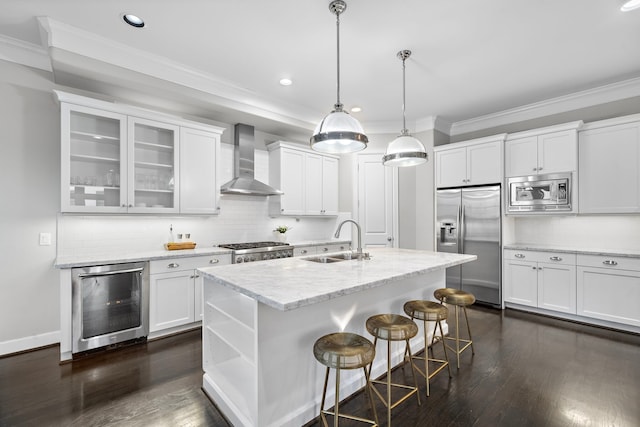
[2,0,640,141]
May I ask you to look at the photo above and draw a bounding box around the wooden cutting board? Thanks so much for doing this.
[165,242,197,250]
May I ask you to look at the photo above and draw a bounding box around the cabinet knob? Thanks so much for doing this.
[322,247,329,252]
[515,253,525,258]
[167,262,179,268]
[603,260,618,266]
[209,259,219,264]
[301,250,307,254]
[532,266,537,270]
[549,256,562,262]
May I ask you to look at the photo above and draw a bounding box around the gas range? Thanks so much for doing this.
[217,241,294,263]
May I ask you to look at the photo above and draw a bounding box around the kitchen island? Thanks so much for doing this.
[198,248,476,427]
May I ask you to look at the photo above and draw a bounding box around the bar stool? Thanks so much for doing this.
[433,288,476,369]
[403,300,452,396]
[313,332,379,427]
[365,314,421,427]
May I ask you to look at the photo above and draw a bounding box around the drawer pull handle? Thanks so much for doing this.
[301,250,307,254]
[209,259,219,264]
[167,263,179,268]
[603,260,618,266]
[515,253,525,258]
[322,247,329,252]
[549,256,562,262]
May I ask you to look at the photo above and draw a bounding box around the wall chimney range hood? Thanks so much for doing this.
[220,124,283,196]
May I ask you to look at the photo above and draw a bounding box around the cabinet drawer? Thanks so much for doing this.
[576,254,640,271]
[504,249,575,265]
[150,254,231,274]
[294,247,316,257]
[318,243,350,254]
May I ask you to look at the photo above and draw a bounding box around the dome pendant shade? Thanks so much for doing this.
[311,0,368,154]
[383,49,427,167]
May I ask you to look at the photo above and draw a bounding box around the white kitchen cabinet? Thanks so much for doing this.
[149,254,231,335]
[434,135,505,188]
[505,122,581,177]
[576,255,640,327]
[179,127,222,214]
[578,116,640,214]
[504,249,576,314]
[293,242,350,257]
[268,141,339,216]
[57,91,224,214]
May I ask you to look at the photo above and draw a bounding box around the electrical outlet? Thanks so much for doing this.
[39,232,52,246]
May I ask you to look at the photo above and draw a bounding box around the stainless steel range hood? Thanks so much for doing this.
[220,124,283,196]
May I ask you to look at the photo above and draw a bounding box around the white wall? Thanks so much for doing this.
[0,60,60,352]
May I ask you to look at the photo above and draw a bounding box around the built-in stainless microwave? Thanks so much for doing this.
[507,172,572,213]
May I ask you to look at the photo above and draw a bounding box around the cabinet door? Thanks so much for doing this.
[467,141,502,185]
[538,130,577,174]
[322,156,339,215]
[279,148,306,215]
[577,267,640,327]
[579,123,640,213]
[435,147,467,188]
[504,260,538,307]
[305,153,324,215]
[180,127,220,214]
[505,136,538,177]
[537,263,576,314]
[61,104,128,213]
[128,117,179,213]
[149,270,195,332]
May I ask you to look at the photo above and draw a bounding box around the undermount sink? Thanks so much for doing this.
[305,253,354,263]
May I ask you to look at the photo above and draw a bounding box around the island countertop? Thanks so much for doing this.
[199,247,476,311]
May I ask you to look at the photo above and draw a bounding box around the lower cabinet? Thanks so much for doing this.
[504,249,576,314]
[576,255,640,327]
[149,254,231,335]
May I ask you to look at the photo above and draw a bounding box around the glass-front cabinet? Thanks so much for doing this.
[127,117,179,213]
[62,104,127,213]
[61,104,179,213]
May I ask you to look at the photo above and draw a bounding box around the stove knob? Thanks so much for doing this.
[236,256,244,263]
[262,254,269,260]
[287,251,293,257]
[249,256,255,262]
[276,252,282,258]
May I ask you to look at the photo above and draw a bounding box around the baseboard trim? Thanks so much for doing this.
[0,331,60,357]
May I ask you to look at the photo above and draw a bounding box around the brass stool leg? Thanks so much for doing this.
[462,306,475,354]
[455,304,461,369]
[405,338,421,406]
[363,366,379,426]
[334,367,340,427]
[423,320,430,396]
[438,320,452,378]
[386,339,392,427]
[320,367,330,427]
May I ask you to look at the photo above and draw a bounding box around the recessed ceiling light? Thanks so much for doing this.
[123,14,145,28]
[350,106,362,113]
[279,78,293,86]
[621,0,640,11]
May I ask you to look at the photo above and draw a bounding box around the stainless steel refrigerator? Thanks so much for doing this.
[436,185,501,307]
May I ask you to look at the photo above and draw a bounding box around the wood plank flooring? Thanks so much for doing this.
[1,307,638,426]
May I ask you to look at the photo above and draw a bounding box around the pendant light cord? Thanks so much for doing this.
[401,54,407,134]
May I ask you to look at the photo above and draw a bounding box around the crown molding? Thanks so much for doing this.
[0,34,51,71]
[449,76,640,136]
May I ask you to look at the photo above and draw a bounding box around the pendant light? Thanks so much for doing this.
[382,50,428,167]
[311,0,368,154]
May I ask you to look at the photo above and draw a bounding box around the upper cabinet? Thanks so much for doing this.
[267,141,339,216]
[434,134,505,189]
[505,121,582,177]
[57,91,224,214]
[578,115,640,214]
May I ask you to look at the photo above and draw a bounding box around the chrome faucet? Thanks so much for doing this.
[334,219,369,260]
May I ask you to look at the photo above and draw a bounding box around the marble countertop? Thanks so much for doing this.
[55,247,232,268]
[198,248,476,311]
[504,243,640,258]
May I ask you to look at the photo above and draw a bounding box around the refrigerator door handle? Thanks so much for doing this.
[459,204,465,253]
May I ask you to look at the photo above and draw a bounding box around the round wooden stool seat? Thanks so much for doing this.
[313,332,375,370]
[366,314,418,341]
[403,300,448,322]
[434,288,476,306]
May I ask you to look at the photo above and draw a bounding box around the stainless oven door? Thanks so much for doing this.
[72,262,149,353]
[508,173,571,212]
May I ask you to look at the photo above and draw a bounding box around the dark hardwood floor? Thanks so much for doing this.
[1,307,639,426]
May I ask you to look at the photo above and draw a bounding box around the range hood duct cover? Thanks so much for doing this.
[220,124,283,196]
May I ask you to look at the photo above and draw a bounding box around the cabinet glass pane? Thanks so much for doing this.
[68,111,122,207]
[132,123,175,208]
